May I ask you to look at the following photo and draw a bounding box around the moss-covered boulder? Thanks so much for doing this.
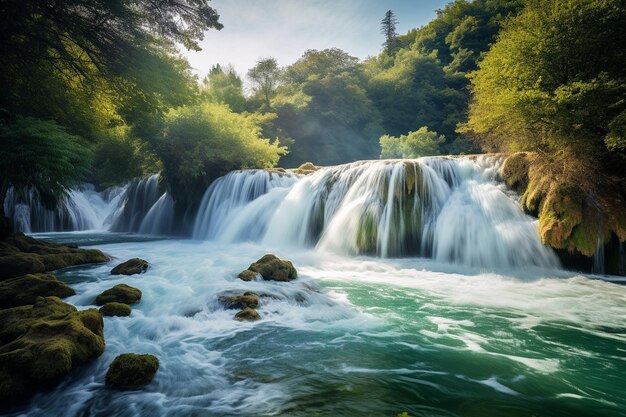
[0,297,105,407]
[218,292,259,310]
[105,353,159,390]
[99,302,132,317]
[237,269,258,281]
[292,162,320,175]
[111,258,148,276]
[95,284,142,306]
[234,307,261,321]
[0,273,75,310]
[243,254,297,282]
[0,233,109,279]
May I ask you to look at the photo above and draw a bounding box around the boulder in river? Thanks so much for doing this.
[99,302,132,317]
[244,254,297,282]
[218,292,259,310]
[95,284,142,306]
[234,307,261,321]
[0,273,75,310]
[237,269,258,281]
[105,353,159,390]
[0,296,105,407]
[111,258,148,276]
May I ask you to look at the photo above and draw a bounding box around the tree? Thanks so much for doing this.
[247,58,282,109]
[153,102,287,208]
[381,10,399,53]
[202,64,246,112]
[379,127,445,158]
[0,116,91,220]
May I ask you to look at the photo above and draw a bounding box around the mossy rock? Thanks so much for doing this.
[111,258,149,276]
[99,302,132,317]
[95,284,142,306]
[218,292,259,310]
[245,254,297,282]
[502,152,531,194]
[105,353,159,390]
[237,269,258,281]
[0,233,109,279]
[234,307,261,321]
[0,297,105,407]
[292,162,320,175]
[0,273,75,310]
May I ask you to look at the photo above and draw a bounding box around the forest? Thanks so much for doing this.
[2,0,624,262]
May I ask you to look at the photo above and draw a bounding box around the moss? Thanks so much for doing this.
[111,258,149,276]
[246,254,297,281]
[501,152,530,194]
[234,307,261,321]
[0,233,109,279]
[105,353,159,390]
[0,297,105,406]
[238,270,257,281]
[0,273,75,310]
[95,284,142,306]
[99,302,132,317]
[218,292,259,310]
[292,162,320,175]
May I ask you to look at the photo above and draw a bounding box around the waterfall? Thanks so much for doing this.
[109,174,163,233]
[193,157,560,269]
[3,185,125,232]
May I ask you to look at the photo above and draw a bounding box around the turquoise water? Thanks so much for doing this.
[9,234,626,417]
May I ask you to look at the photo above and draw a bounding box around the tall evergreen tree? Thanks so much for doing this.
[380,10,399,52]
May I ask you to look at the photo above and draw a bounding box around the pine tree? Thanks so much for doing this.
[380,10,398,52]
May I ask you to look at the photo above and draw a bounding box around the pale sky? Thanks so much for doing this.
[181,0,451,82]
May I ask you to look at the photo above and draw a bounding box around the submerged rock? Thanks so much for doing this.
[0,233,109,279]
[237,269,258,281]
[111,258,148,276]
[0,297,105,407]
[243,254,297,282]
[234,307,261,321]
[0,273,75,310]
[95,284,142,306]
[218,292,259,310]
[99,302,132,317]
[105,353,159,390]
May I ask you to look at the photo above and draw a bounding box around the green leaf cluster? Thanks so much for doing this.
[380,127,445,159]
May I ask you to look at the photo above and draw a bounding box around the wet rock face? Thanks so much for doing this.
[241,254,297,282]
[0,273,75,310]
[0,233,109,279]
[105,353,159,390]
[99,302,132,317]
[110,258,149,276]
[237,269,257,281]
[95,284,142,306]
[0,297,105,407]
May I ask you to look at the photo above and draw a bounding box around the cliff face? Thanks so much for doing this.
[502,152,626,274]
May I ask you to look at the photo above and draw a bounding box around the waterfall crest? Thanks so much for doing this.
[193,157,560,269]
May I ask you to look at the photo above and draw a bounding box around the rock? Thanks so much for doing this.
[237,269,258,281]
[0,273,75,310]
[95,284,141,306]
[246,254,297,282]
[234,307,261,321]
[0,233,109,279]
[105,353,159,390]
[0,297,105,407]
[99,302,132,317]
[111,258,148,276]
[218,292,259,310]
[292,162,320,175]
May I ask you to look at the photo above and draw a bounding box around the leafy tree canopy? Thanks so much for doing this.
[380,127,445,158]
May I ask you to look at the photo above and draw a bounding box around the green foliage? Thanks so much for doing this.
[0,116,91,211]
[202,64,246,112]
[380,127,445,158]
[248,58,282,109]
[154,102,287,206]
[380,10,399,53]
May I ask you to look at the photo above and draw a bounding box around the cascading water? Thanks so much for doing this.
[109,174,163,232]
[3,185,125,232]
[193,156,560,270]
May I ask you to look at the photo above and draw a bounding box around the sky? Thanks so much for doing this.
[181,0,451,82]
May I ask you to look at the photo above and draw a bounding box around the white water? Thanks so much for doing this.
[193,157,559,270]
